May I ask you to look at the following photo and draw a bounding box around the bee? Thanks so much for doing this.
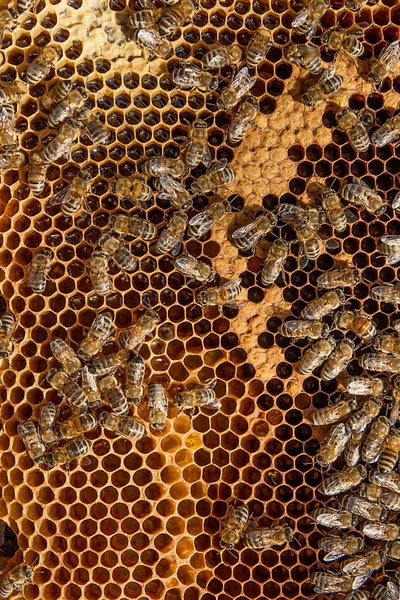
[126,355,145,404]
[0,81,26,106]
[341,550,384,577]
[379,235,400,266]
[48,87,88,128]
[370,469,400,496]
[78,312,114,361]
[47,369,88,412]
[277,203,324,228]
[372,580,400,600]
[48,168,91,217]
[0,313,15,358]
[174,383,221,413]
[378,429,400,473]
[191,159,236,195]
[99,412,147,440]
[147,382,168,430]
[119,310,159,350]
[132,29,173,60]
[41,79,72,111]
[373,334,400,356]
[294,217,322,267]
[26,45,61,85]
[298,336,336,375]
[0,10,18,46]
[98,375,129,416]
[341,495,386,522]
[244,523,294,550]
[188,199,233,237]
[310,571,364,594]
[39,119,80,164]
[128,4,156,29]
[50,338,81,378]
[220,504,250,550]
[334,310,376,342]
[321,339,355,381]
[260,239,289,286]
[217,67,257,111]
[363,522,399,542]
[291,0,329,39]
[359,353,400,374]
[340,178,385,216]
[386,541,400,561]
[87,250,112,297]
[202,44,243,70]
[174,254,216,283]
[99,233,138,272]
[81,365,102,408]
[342,377,388,397]
[302,65,343,107]
[232,212,277,252]
[45,437,91,470]
[88,349,136,377]
[246,29,271,68]
[185,119,212,168]
[156,175,192,209]
[319,535,364,562]
[309,395,358,426]
[38,402,58,447]
[336,109,370,153]
[0,150,25,173]
[371,114,400,147]
[77,105,111,144]
[151,210,187,256]
[371,285,400,305]
[318,465,367,496]
[195,278,242,308]
[109,213,157,241]
[56,413,97,440]
[300,290,346,321]
[358,482,383,503]
[158,0,195,37]
[317,267,360,289]
[345,0,377,11]
[0,103,15,135]
[347,398,382,433]
[321,27,364,60]
[316,422,352,468]
[171,63,218,92]
[0,524,18,558]
[311,507,357,529]
[0,563,36,598]
[368,41,400,90]
[344,431,365,467]
[389,382,400,426]
[27,247,53,294]
[281,319,330,340]
[17,421,46,464]
[28,152,47,195]
[227,97,259,145]
[140,157,188,178]
[111,176,153,208]
[284,43,323,74]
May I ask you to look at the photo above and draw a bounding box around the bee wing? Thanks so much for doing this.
[48,185,70,206]
[387,253,400,266]
[386,582,400,600]
[203,145,212,168]
[379,40,400,68]
[318,64,336,84]
[206,158,228,175]
[231,221,256,239]
[325,239,340,250]
[137,28,157,45]
[188,209,214,236]
[159,175,185,195]
[291,7,312,27]
[305,20,319,40]
[223,504,235,528]
[392,191,400,210]
[230,67,251,91]
[170,241,183,257]
[342,555,370,575]
[381,234,400,246]
[220,277,242,289]
[352,573,372,590]
[82,365,98,391]
[323,548,349,562]
[345,209,358,223]
[174,254,199,275]
[299,245,309,269]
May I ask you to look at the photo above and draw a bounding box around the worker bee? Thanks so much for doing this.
[227,97,259,144]
[47,369,88,412]
[378,429,400,473]
[48,168,91,217]
[0,313,15,358]
[334,310,376,342]
[0,9,18,46]
[371,284,400,305]
[41,79,72,111]
[316,422,351,468]
[232,212,277,252]
[300,290,346,321]
[311,507,357,529]
[347,398,382,433]
[202,43,243,69]
[368,40,400,90]
[0,562,36,598]
[118,310,159,350]
[321,27,364,60]
[309,395,357,426]
[50,338,81,379]
[318,465,367,496]
[340,178,385,216]
[0,103,15,135]
[372,580,400,600]
[39,119,80,163]
[344,431,365,467]
[217,67,257,111]
[302,65,343,107]
[128,1,156,29]
[317,267,360,289]
[284,43,323,74]
[342,376,388,397]
[341,495,386,522]
[359,482,383,503]
[345,0,378,11]
[151,210,187,256]
[48,87,87,128]
[76,105,111,145]
[311,571,365,594]
[0,150,25,173]
[147,382,168,430]
[174,254,216,283]
[291,0,329,39]
[277,203,324,229]
[87,349,136,377]
[320,339,355,381]
[389,384,400,427]
[98,375,129,416]
[319,535,364,562]
[81,365,102,408]
[370,470,400,495]
[0,523,18,558]
[28,152,47,195]
[99,412,147,440]
[185,119,212,168]
[18,421,46,464]
[261,239,289,286]
[140,157,188,178]
[191,159,236,195]
[359,353,400,374]
[56,413,97,440]
[171,63,218,92]
[174,382,221,413]
[132,29,173,60]
[386,541,400,561]
[373,334,400,356]
[341,550,384,577]
[0,81,25,106]
[26,45,61,85]
[111,176,153,208]
[244,523,294,550]
[188,199,233,237]
[45,436,91,469]
[362,522,399,542]
[298,336,336,375]
[27,247,53,294]
[378,235,400,266]
[195,278,242,307]
[78,311,114,361]
[281,319,330,340]
[126,355,145,404]
[87,250,112,297]
[99,233,138,272]
[158,0,195,37]
[220,504,250,550]
[336,109,370,153]
[109,213,157,241]
[156,175,192,209]
[371,114,400,147]
[246,29,271,68]
[38,402,58,447]
[294,217,322,267]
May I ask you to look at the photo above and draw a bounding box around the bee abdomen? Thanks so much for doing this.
[378,448,399,473]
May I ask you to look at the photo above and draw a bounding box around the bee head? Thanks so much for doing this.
[320,31,331,44]
[195,290,208,306]
[301,93,313,108]
[368,73,382,90]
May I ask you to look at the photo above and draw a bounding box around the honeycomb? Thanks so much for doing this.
[0,0,399,598]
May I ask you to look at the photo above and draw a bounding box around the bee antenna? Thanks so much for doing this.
[293,536,302,547]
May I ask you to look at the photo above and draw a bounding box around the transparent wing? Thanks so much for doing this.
[392,192,400,210]
[203,145,212,168]
[48,185,70,206]
[318,64,336,84]
[379,40,400,68]
[323,549,348,562]
[381,235,400,246]
[188,209,214,236]
[387,254,400,266]
[223,504,235,528]
[231,221,256,239]
[305,20,319,40]
[160,175,186,195]
[231,67,251,91]
[345,209,358,223]
[82,365,98,391]
[292,7,312,27]
[386,582,400,600]
[220,277,242,289]
[174,254,199,275]
[206,158,228,175]
[342,555,369,575]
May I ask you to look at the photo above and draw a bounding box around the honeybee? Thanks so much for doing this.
[342,377,388,397]
[0,150,25,173]
[81,365,102,408]
[336,109,370,153]
[316,422,351,468]
[340,178,385,216]
[311,507,357,529]
[379,235,400,266]
[371,114,400,147]
[311,571,365,594]
[26,45,61,85]
[151,210,187,256]
[300,290,346,321]
[217,67,257,111]
[191,159,235,195]
[132,29,173,60]
[220,504,250,549]
[27,247,53,294]
[87,250,112,297]
[47,369,88,412]
[371,285,400,305]
[277,203,324,228]
[195,278,242,307]
[321,339,355,381]
[18,421,46,464]
[0,563,36,598]
[38,402,58,447]
[345,0,377,11]
[373,334,400,356]
[341,495,386,522]
[227,97,259,144]
[321,28,364,60]
[347,398,382,433]
[319,535,364,562]
[126,355,145,404]
[298,336,336,375]
[50,338,81,378]
[147,382,168,430]
[0,81,26,105]
[39,119,80,163]
[188,199,233,237]
[386,541,400,561]
[372,580,400,600]
[232,212,277,252]
[88,349,136,377]
[48,168,91,217]
[368,40,400,90]
[140,157,188,178]
[335,310,376,342]
[246,29,271,68]
[202,44,243,70]
[341,550,384,577]
[0,103,15,135]
[344,431,365,467]
[45,436,91,469]
[78,107,109,145]
[302,65,343,107]
[371,470,400,495]
[291,0,329,39]
[98,375,129,416]
[158,0,195,37]
[174,383,221,413]
[99,233,138,272]
[294,217,322,267]
[244,523,294,550]
[284,44,323,74]
[111,176,153,208]
[99,412,147,440]
[281,319,330,340]
[48,87,87,128]
[309,395,357,426]
[318,465,367,496]
[0,9,18,46]
[174,254,216,283]
[362,522,399,542]
[28,152,47,195]
[78,311,114,360]
[185,119,212,168]
[128,3,156,29]
[109,213,157,241]
[0,313,15,358]
[56,413,97,440]
[171,63,218,92]
[41,79,72,111]
[118,310,159,350]
[261,239,289,286]
[156,175,192,209]
[378,429,400,473]
[317,267,360,289]
[359,353,400,374]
